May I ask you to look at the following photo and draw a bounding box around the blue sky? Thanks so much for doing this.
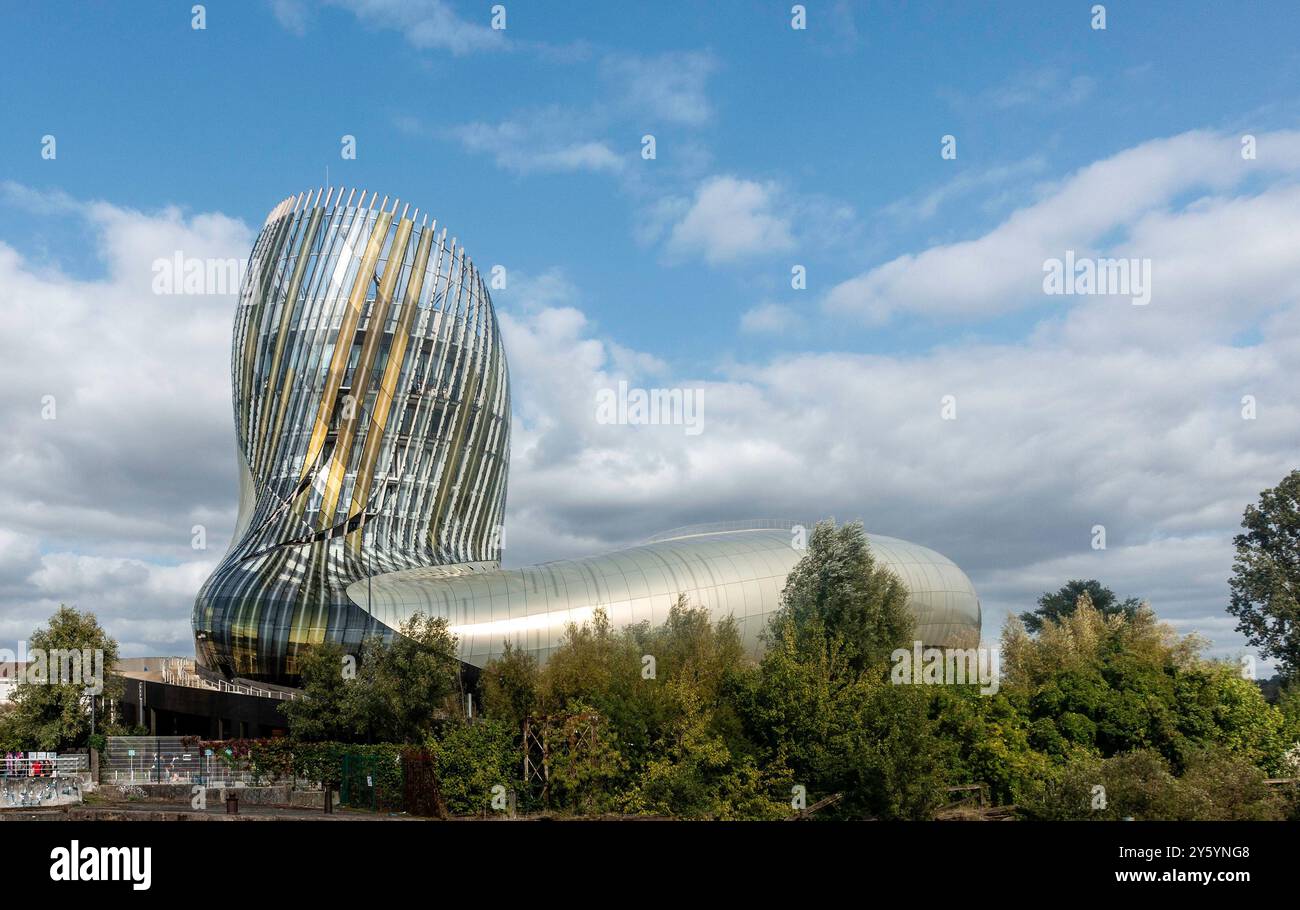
[5,0,1297,359]
[1,1,1299,668]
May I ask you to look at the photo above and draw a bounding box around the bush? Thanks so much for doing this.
[432,719,520,816]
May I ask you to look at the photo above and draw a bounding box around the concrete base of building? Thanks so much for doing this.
[115,664,295,739]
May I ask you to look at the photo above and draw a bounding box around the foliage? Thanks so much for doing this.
[1020,579,1142,634]
[537,700,630,816]
[20,504,1294,819]
[277,641,355,742]
[280,611,461,743]
[1019,747,1287,821]
[533,608,661,767]
[623,676,789,820]
[776,521,913,672]
[1002,593,1202,692]
[738,535,948,819]
[1228,469,1300,681]
[1002,595,1294,775]
[431,718,520,816]
[3,605,122,751]
[477,598,787,817]
[479,641,538,735]
[350,612,462,743]
[928,687,1053,805]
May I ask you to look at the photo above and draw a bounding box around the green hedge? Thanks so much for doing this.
[183,738,404,791]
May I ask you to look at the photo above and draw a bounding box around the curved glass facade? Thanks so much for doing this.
[194,189,510,681]
[346,526,982,668]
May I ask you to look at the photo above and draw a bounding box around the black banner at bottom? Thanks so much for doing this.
[3,819,1279,897]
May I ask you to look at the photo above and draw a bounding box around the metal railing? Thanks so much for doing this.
[159,658,300,701]
[104,736,268,785]
[0,753,86,777]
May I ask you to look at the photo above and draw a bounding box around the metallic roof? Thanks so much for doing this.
[347,526,980,667]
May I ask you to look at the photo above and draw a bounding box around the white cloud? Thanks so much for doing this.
[438,108,626,175]
[953,67,1097,110]
[663,175,795,265]
[269,0,309,35]
[497,294,1298,664]
[488,138,1300,666]
[826,129,1300,324]
[0,186,246,656]
[453,122,623,175]
[603,50,718,126]
[740,302,798,334]
[430,48,720,179]
[880,155,1048,223]
[976,535,1238,646]
[319,0,505,55]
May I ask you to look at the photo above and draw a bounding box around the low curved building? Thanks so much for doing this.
[196,190,980,684]
[348,522,982,668]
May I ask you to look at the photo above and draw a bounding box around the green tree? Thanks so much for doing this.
[740,615,948,819]
[282,612,460,744]
[929,687,1052,806]
[536,608,661,769]
[1020,579,1142,634]
[1173,663,1292,775]
[1016,749,1106,820]
[432,718,521,815]
[1277,681,1300,746]
[1228,469,1300,680]
[1003,593,1297,785]
[540,699,629,816]
[624,676,788,820]
[630,596,753,757]
[1022,747,1288,821]
[380,612,462,740]
[479,641,539,734]
[5,605,121,751]
[736,525,944,818]
[278,641,355,742]
[1177,747,1287,821]
[346,612,461,743]
[778,520,913,671]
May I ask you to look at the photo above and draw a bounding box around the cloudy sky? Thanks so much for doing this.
[1,1,1298,668]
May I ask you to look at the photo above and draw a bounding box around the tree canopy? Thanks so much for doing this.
[0,605,122,751]
[1228,468,1300,681]
[280,611,460,743]
[1019,579,1142,634]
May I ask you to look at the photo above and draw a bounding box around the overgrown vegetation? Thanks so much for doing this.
[280,518,1300,819]
[8,481,1300,819]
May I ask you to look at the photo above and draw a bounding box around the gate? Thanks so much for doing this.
[339,752,403,812]
[338,749,445,816]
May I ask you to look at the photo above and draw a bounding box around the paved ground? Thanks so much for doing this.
[0,793,421,821]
